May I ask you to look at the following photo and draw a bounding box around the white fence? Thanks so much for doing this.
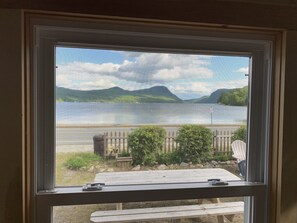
[103,125,240,156]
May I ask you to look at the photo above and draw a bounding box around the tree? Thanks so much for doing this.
[219,86,248,106]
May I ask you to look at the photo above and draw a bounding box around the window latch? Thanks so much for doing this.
[82,182,105,191]
[207,178,229,186]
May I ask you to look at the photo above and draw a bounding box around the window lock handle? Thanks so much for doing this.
[82,182,105,191]
[207,178,229,186]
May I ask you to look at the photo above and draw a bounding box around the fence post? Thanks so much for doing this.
[213,130,218,155]
[93,134,106,158]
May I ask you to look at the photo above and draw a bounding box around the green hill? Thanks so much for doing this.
[56,86,183,103]
[218,86,248,106]
[184,89,231,104]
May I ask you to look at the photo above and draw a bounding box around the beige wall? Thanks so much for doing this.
[280,31,297,222]
[1,1,297,223]
[0,9,23,223]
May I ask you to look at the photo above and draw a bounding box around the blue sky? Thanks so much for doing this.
[56,47,249,100]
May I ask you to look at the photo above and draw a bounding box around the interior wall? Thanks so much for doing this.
[1,0,297,29]
[280,31,297,222]
[0,1,297,223]
[0,9,23,223]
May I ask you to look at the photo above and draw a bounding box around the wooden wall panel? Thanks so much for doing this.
[0,1,297,222]
[0,0,297,29]
[0,9,23,223]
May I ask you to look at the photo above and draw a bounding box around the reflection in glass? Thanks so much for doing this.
[54,198,245,223]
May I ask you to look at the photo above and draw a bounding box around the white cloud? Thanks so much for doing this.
[56,52,214,90]
[56,62,119,90]
[168,78,248,99]
[56,51,248,99]
[78,80,117,90]
[236,67,249,74]
[211,79,248,90]
[169,82,212,95]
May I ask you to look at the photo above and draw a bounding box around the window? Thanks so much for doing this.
[27,14,276,223]
[55,47,250,187]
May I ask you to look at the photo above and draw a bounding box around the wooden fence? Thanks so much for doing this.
[103,125,239,156]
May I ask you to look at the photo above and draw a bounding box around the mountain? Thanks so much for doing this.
[56,86,183,103]
[185,89,231,104]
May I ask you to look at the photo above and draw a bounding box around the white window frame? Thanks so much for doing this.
[26,14,278,223]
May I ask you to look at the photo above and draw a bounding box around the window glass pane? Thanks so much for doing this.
[55,47,249,187]
[53,197,246,223]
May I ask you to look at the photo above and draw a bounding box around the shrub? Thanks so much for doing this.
[211,154,233,162]
[118,150,131,157]
[128,126,166,165]
[157,150,182,165]
[231,125,247,142]
[65,152,103,170]
[175,125,213,163]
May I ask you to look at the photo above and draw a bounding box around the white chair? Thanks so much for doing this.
[231,140,247,177]
[231,140,246,162]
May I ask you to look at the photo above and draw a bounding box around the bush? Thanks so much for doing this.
[118,150,131,157]
[175,125,213,163]
[157,150,182,165]
[65,152,103,170]
[128,126,166,165]
[211,154,233,162]
[231,125,247,142]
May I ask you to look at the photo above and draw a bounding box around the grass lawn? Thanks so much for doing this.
[56,152,98,186]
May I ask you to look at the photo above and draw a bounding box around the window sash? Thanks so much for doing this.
[37,182,266,223]
[29,15,276,223]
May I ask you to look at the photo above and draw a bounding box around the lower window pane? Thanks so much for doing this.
[53,197,246,223]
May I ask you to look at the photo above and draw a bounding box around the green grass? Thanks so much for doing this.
[65,152,103,170]
[56,152,101,186]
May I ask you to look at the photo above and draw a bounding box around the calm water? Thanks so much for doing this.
[56,102,247,125]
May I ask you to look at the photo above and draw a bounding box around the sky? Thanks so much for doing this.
[56,47,249,100]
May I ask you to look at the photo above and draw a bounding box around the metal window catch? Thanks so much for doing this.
[207,178,229,186]
[82,182,105,191]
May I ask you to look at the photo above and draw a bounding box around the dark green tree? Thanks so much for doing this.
[219,86,248,106]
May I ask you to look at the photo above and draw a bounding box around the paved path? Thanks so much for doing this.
[56,127,132,152]
[56,126,179,146]
[56,126,178,152]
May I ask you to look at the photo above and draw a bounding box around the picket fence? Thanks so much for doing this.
[102,125,240,156]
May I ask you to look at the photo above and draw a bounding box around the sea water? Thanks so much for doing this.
[56,102,247,125]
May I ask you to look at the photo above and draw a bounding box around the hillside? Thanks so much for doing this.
[56,86,183,103]
[185,89,231,104]
[218,86,248,106]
